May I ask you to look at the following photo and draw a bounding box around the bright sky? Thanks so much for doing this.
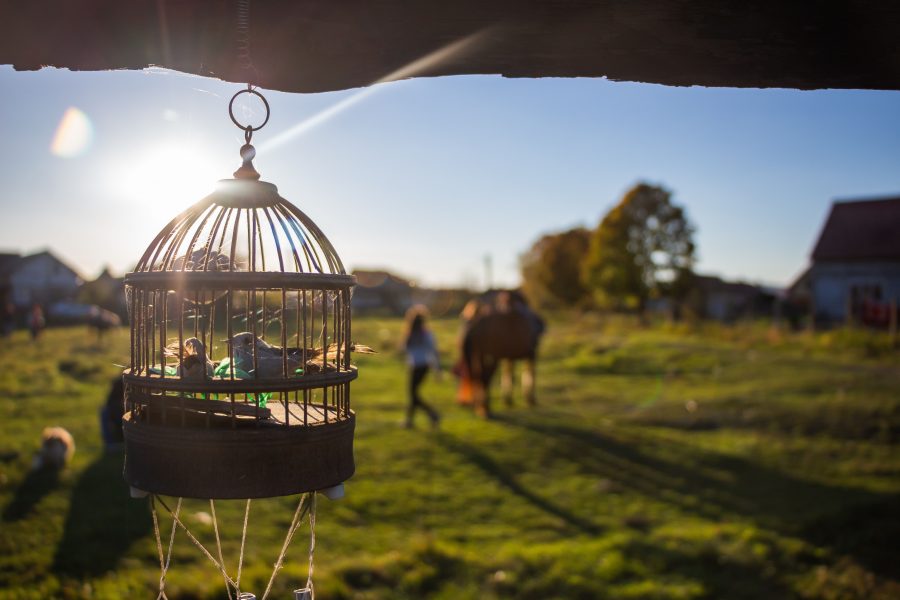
[1,65,899,289]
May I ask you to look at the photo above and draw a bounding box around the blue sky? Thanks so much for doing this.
[1,65,899,288]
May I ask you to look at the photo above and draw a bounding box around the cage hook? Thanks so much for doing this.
[230,86,269,180]
[229,86,270,134]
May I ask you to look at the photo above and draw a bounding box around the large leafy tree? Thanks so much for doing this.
[521,227,592,308]
[582,183,695,311]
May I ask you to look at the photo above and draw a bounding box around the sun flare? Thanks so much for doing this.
[111,143,222,208]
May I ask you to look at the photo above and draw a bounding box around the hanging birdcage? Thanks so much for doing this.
[122,88,358,501]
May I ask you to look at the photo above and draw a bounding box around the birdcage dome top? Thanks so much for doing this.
[126,178,352,289]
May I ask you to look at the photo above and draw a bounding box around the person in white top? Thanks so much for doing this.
[403,305,441,429]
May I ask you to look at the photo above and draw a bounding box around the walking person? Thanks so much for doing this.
[28,304,45,341]
[404,305,441,429]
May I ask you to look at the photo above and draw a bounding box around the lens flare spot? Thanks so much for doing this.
[50,107,93,158]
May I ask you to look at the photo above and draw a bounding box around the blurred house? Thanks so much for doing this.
[789,196,900,325]
[0,250,83,308]
[692,275,777,322]
[411,287,478,318]
[78,267,128,319]
[351,269,414,315]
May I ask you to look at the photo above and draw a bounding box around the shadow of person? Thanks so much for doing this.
[2,466,60,521]
[51,452,151,578]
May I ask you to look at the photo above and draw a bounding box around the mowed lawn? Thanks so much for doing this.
[0,315,898,599]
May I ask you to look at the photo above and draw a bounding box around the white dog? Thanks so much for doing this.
[31,427,75,470]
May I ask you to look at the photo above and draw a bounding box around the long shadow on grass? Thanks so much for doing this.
[2,466,60,521]
[495,411,899,579]
[620,540,795,600]
[51,452,152,577]
[628,397,899,443]
[434,432,602,535]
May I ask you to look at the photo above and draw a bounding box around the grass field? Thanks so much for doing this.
[0,315,898,599]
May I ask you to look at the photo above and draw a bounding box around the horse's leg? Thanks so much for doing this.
[523,358,536,407]
[477,359,496,419]
[501,360,514,408]
[473,379,490,419]
[469,353,488,418]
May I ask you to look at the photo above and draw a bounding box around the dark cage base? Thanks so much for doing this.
[123,412,355,499]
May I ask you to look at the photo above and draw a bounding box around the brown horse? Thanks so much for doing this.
[457,290,544,418]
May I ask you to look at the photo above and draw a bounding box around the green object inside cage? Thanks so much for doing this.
[147,361,287,408]
[214,358,272,407]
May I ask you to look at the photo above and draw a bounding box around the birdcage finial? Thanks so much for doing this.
[234,141,260,180]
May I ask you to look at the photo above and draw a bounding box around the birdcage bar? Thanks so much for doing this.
[161,206,208,268]
[183,207,217,270]
[159,291,166,381]
[264,208,285,271]
[144,292,151,377]
[203,206,230,267]
[129,289,136,381]
[322,286,328,373]
[147,293,154,377]
[229,207,242,274]
[127,388,292,425]
[249,288,258,376]
[126,272,355,290]
[125,368,355,392]
[274,208,302,271]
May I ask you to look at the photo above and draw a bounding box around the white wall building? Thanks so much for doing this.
[1,251,83,307]
[791,197,900,324]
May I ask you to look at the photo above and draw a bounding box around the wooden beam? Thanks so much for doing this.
[2,1,900,92]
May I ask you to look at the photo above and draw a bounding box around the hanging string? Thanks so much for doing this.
[210,499,234,600]
[150,496,167,600]
[307,492,317,598]
[155,496,239,590]
[260,493,312,600]
[151,495,182,600]
[236,498,252,595]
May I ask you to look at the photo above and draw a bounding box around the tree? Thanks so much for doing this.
[582,183,695,311]
[521,227,592,308]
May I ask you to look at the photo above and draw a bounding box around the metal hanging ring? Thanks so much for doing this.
[229,87,270,133]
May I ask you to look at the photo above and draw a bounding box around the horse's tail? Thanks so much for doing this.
[456,329,475,405]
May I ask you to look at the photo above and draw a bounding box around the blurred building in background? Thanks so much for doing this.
[790,196,900,326]
[0,250,83,308]
[78,267,127,319]
[410,287,478,318]
[350,269,476,317]
[351,269,415,316]
[690,275,777,323]
[0,251,128,330]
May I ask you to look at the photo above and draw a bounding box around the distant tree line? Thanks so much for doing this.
[521,182,695,312]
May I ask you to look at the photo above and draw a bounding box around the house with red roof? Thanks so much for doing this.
[790,196,900,324]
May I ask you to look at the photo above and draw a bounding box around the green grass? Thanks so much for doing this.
[0,316,898,599]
